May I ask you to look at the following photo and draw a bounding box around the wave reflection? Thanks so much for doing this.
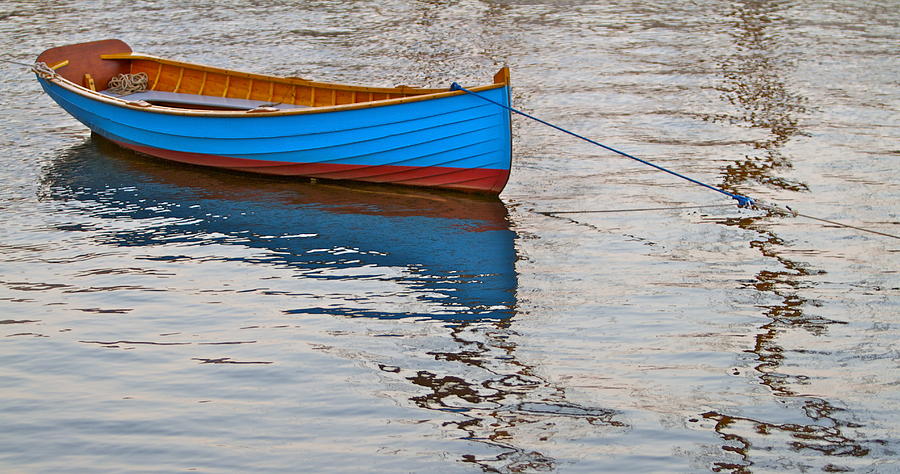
[709,2,872,471]
[39,135,517,324]
[36,136,626,470]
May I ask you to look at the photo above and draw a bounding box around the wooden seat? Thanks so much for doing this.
[100,90,307,110]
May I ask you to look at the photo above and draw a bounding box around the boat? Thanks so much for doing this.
[33,39,513,194]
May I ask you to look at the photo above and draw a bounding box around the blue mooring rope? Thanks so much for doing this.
[449,82,755,208]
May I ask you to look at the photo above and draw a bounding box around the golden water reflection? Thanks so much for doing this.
[384,320,625,471]
[708,1,810,194]
[709,1,871,470]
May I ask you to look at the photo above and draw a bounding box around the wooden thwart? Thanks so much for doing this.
[99,90,307,110]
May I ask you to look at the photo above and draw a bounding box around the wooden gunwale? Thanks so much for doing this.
[100,53,449,96]
[46,53,508,118]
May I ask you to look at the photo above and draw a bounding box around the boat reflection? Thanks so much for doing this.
[39,135,517,323]
[40,136,624,471]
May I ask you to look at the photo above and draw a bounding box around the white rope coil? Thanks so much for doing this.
[106,72,148,95]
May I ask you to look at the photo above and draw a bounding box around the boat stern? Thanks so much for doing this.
[36,39,132,91]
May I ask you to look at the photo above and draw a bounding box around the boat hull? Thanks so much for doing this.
[36,65,512,194]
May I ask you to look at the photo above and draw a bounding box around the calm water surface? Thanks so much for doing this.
[1,1,898,472]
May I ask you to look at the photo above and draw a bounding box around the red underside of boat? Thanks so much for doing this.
[111,139,510,194]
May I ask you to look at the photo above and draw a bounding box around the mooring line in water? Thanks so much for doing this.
[539,204,736,215]
[0,58,36,68]
[452,83,900,240]
[541,201,900,240]
[449,82,755,208]
[796,214,900,239]
[758,203,900,240]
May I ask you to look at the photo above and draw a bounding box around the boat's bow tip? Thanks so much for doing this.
[493,67,510,85]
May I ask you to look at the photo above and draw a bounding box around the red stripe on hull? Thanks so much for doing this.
[110,140,510,194]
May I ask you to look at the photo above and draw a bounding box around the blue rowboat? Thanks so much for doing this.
[34,39,513,194]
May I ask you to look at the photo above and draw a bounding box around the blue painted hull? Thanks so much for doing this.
[36,70,513,193]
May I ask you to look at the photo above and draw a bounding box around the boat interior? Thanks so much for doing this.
[36,39,509,112]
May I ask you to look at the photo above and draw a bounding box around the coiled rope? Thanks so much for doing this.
[26,61,148,96]
[105,72,148,95]
[450,83,900,240]
[27,61,148,95]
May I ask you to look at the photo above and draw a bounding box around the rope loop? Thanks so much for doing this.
[31,62,57,79]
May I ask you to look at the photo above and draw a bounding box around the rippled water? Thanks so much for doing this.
[2,1,898,472]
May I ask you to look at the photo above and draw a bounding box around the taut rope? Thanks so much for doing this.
[450,82,900,240]
[450,82,755,208]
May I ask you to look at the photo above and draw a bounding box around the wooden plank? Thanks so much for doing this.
[178,68,205,95]
[271,82,292,104]
[202,72,227,96]
[227,76,251,99]
[335,89,354,105]
[103,90,308,110]
[248,78,270,101]
[155,64,182,92]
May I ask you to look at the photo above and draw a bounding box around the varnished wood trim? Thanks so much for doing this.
[173,67,184,92]
[198,70,208,95]
[150,62,162,90]
[83,73,95,91]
